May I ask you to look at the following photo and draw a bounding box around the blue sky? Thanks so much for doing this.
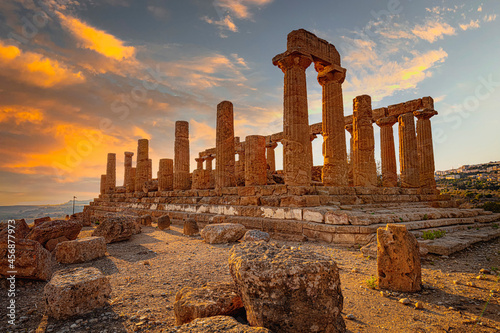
[0,0,499,204]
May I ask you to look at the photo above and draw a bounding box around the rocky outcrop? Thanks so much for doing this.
[0,239,53,280]
[44,267,111,319]
[165,316,271,333]
[200,223,246,244]
[377,224,422,292]
[242,230,270,242]
[92,216,140,243]
[229,242,346,333]
[55,237,106,264]
[27,220,81,248]
[174,282,244,325]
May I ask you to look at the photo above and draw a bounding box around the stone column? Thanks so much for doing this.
[105,153,116,194]
[317,63,348,186]
[414,109,438,189]
[147,159,152,181]
[245,135,267,186]
[135,139,149,192]
[124,151,134,188]
[215,101,236,188]
[345,124,354,187]
[266,142,278,172]
[205,155,215,189]
[398,112,420,188]
[100,174,106,195]
[174,121,190,190]
[236,142,245,184]
[205,155,214,171]
[273,52,313,186]
[195,157,204,171]
[376,116,398,187]
[158,158,174,191]
[127,167,136,193]
[352,95,377,187]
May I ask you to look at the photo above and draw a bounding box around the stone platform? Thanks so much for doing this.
[83,185,500,255]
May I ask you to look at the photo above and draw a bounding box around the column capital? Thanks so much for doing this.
[413,109,438,120]
[272,51,312,73]
[195,157,204,162]
[376,115,398,127]
[124,151,134,157]
[316,63,347,85]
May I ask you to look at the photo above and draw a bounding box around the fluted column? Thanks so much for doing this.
[345,124,354,186]
[376,116,398,187]
[205,154,215,189]
[158,158,173,191]
[398,112,420,188]
[100,174,106,195]
[174,121,190,190]
[147,159,152,181]
[266,142,278,172]
[352,95,377,187]
[414,109,438,189]
[245,135,267,186]
[135,139,149,192]
[105,153,116,194]
[124,151,134,191]
[316,63,348,186]
[215,101,236,188]
[273,52,313,186]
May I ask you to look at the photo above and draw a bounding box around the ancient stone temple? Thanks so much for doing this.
[85,29,500,256]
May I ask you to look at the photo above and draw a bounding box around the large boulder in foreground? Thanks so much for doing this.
[229,242,345,333]
[0,239,53,280]
[27,220,81,247]
[200,223,246,244]
[377,224,422,292]
[55,237,106,264]
[165,316,271,333]
[44,267,111,320]
[92,216,140,243]
[0,219,31,239]
[174,282,244,325]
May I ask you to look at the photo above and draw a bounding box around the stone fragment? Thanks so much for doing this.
[174,282,244,325]
[165,316,271,333]
[54,237,106,264]
[229,242,345,333]
[157,215,171,230]
[399,298,411,305]
[183,218,199,236]
[0,219,31,239]
[242,230,270,242]
[27,220,82,247]
[44,267,111,320]
[200,223,246,244]
[92,216,140,243]
[0,238,53,280]
[33,216,51,227]
[140,215,152,226]
[377,224,422,292]
[45,236,69,252]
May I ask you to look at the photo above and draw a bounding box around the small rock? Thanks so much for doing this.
[415,302,424,309]
[143,261,150,265]
[351,268,359,273]
[467,282,476,287]
[476,275,485,280]
[480,268,490,274]
[399,298,411,305]
[346,314,355,320]
[453,280,459,285]
[70,324,78,329]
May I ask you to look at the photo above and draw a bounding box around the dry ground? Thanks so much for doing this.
[1,223,500,333]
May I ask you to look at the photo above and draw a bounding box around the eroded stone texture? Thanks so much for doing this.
[124,151,134,189]
[0,219,31,239]
[165,316,271,333]
[0,238,53,280]
[317,62,348,186]
[27,220,82,248]
[158,215,171,230]
[135,139,149,192]
[183,218,199,236]
[100,174,106,195]
[33,216,51,227]
[200,223,246,244]
[273,52,313,186]
[174,282,244,325]
[377,224,422,292]
[376,116,398,187]
[398,113,420,188]
[352,95,377,187]
[414,109,437,189]
[229,242,345,333]
[245,135,267,186]
[45,236,69,252]
[216,101,236,188]
[158,158,174,192]
[242,230,270,242]
[55,236,106,264]
[105,153,116,194]
[174,121,191,190]
[265,142,277,172]
[92,216,140,243]
[44,267,111,320]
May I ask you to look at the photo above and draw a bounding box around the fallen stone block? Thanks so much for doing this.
[229,242,346,333]
[183,218,199,236]
[165,316,271,332]
[158,215,171,230]
[0,239,53,281]
[242,230,270,242]
[55,237,106,264]
[33,216,51,227]
[174,282,244,325]
[140,215,152,226]
[92,216,140,243]
[200,223,246,244]
[27,220,81,247]
[44,267,111,320]
[45,236,69,252]
[0,219,31,239]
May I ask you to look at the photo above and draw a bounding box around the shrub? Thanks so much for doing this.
[480,202,500,213]
[366,276,377,289]
[423,229,446,240]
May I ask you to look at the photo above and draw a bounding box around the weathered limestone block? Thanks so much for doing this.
[105,153,116,194]
[245,135,267,186]
[33,216,51,227]
[376,116,398,187]
[92,216,140,243]
[377,224,422,292]
[229,242,345,333]
[398,112,420,188]
[200,223,246,244]
[414,109,437,189]
[0,238,53,280]
[158,158,174,191]
[174,121,191,190]
[352,95,377,187]
[143,179,158,193]
[27,220,82,247]
[183,218,199,236]
[158,215,171,230]
[140,215,152,226]
[215,101,236,188]
[242,230,270,242]
[174,282,244,325]
[165,316,271,333]
[54,237,106,264]
[45,236,69,252]
[135,139,150,192]
[0,219,31,239]
[44,267,111,320]
[123,151,134,189]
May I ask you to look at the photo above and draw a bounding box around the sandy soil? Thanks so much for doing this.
[1,223,499,333]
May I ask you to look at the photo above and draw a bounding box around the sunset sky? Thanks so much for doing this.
[0,0,499,205]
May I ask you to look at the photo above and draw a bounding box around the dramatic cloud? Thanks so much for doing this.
[411,21,456,43]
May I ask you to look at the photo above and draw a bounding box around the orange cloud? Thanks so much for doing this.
[0,106,44,125]
[216,0,273,19]
[58,12,136,61]
[411,21,456,43]
[460,20,480,31]
[0,41,85,88]
[203,15,238,33]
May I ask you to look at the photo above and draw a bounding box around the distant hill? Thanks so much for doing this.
[0,200,91,224]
